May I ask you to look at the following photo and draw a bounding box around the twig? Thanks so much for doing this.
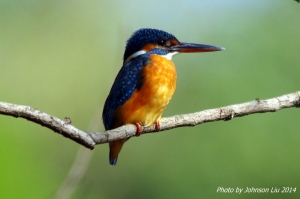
[1,91,299,149]
[52,104,104,199]
[53,147,92,199]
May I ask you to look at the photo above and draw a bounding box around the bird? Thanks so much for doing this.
[102,28,224,165]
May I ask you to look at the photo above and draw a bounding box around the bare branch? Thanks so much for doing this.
[0,102,96,149]
[90,91,300,144]
[1,91,299,149]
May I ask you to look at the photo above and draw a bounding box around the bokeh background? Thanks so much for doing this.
[1,0,299,198]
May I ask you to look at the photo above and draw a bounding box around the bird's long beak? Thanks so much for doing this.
[170,42,225,53]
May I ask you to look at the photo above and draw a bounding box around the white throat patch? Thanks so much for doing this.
[124,50,179,64]
[161,51,179,60]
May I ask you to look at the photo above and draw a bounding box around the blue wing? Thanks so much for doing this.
[102,49,169,130]
[102,56,148,130]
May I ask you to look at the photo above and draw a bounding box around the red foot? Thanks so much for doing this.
[135,123,142,136]
[155,121,160,131]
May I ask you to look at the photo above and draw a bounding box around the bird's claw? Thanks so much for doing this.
[135,123,142,136]
[155,121,160,131]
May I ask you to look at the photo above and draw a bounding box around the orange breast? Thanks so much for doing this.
[112,54,177,128]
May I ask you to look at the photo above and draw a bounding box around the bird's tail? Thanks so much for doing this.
[109,139,126,165]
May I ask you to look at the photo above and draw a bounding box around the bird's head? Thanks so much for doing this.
[123,28,224,64]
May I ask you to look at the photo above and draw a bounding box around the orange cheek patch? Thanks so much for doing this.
[142,43,157,52]
[170,39,179,46]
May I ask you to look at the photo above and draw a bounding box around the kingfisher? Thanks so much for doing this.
[103,28,224,165]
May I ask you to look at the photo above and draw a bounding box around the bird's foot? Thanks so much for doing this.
[135,123,143,136]
[155,121,160,131]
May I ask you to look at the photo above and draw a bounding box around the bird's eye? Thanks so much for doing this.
[158,40,166,45]
[158,39,172,47]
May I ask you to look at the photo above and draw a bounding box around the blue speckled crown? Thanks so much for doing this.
[123,28,178,62]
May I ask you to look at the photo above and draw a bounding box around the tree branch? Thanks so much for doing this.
[1,91,299,149]
[0,102,96,149]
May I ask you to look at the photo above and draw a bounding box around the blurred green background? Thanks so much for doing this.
[0,0,299,198]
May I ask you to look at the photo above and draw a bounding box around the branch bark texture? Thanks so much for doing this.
[1,91,299,149]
